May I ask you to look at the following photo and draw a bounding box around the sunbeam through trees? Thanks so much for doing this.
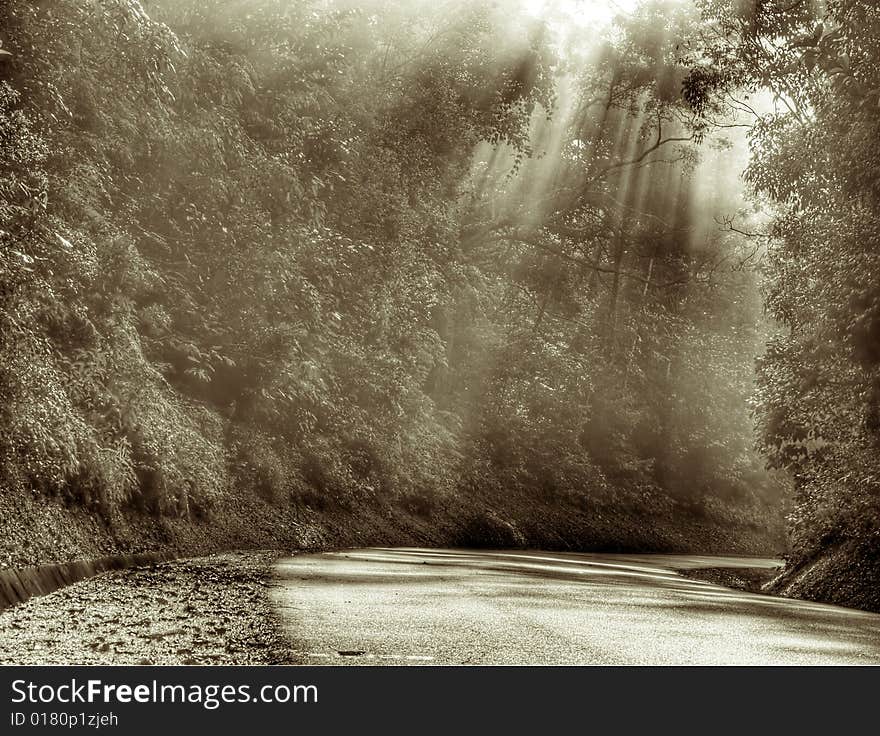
[0,0,878,617]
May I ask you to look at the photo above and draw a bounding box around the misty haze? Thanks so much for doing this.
[0,0,878,665]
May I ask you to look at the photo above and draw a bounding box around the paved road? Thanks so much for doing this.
[270,548,880,665]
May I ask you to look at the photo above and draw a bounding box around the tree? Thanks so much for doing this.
[690,0,880,556]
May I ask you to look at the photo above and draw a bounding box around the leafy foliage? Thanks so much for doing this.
[0,0,781,548]
[692,0,880,555]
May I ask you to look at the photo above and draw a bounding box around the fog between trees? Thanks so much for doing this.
[2,1,875,586]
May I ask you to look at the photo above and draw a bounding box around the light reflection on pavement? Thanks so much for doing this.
[271,548,880,665]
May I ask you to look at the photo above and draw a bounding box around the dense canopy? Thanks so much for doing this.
[2,0,878,602]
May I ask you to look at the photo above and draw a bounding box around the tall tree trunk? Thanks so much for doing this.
[623,256,653,389]
[606,228,627,350]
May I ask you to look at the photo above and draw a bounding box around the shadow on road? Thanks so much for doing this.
[272,547,880,665]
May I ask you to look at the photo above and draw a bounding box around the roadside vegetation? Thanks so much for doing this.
[685,0,880,608]
[8,0,877,607]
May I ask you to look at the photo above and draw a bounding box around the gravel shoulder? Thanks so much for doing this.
[0,552,291,665]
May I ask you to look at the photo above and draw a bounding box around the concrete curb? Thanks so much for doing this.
[0,552,175,611]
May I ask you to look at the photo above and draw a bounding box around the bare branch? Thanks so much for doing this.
[498,229,690,288]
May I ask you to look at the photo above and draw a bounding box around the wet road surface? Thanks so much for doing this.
[270,548,880,665]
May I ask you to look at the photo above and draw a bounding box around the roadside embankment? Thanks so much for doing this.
[1,480,783,576]
[766,540,880,614]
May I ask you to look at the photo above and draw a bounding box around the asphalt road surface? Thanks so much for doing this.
[271,548,880,665]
